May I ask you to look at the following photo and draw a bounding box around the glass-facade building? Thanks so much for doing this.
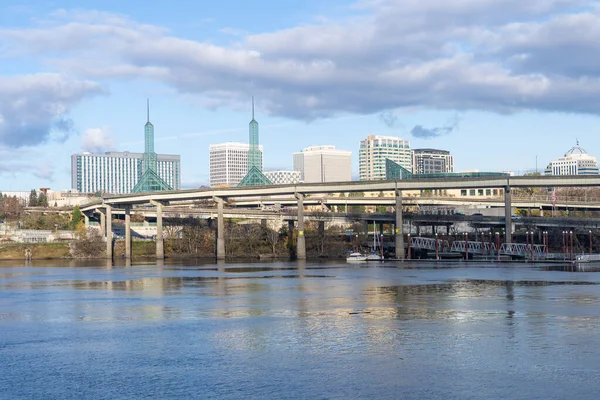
[71,151,181,194]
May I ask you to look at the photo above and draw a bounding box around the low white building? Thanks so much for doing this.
[264,170,301,185]
[545,145,599,176]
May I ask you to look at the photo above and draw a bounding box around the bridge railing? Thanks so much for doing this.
[410,237,450,252]
[450,241,497,254]
[499,243,546,257]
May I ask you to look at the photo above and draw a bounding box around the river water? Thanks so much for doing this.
[1,259,600,399]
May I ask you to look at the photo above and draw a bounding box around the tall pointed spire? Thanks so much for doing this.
[252,96,255,120]
[147,98,150,123]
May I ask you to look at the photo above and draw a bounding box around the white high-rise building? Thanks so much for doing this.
[412,148,454,174]
[293,145,352,183]
[264,170,301,185]
[359,135,411,180]
[544,144,599,176]
[209,142,264,187]
[71,151,181,194]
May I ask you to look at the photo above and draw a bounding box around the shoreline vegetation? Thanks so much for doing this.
[0,219,364,260]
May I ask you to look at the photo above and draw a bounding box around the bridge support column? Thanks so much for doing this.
[106,205,113,259]
[216,198,225,260]
[84,214,90,226]
[296,193,306,260]
[504,186,512,243]
[395,189,405,259]
[155,202,164,260]
[288,220,295,255]
[125,206,131,260]
[96,209,106,238]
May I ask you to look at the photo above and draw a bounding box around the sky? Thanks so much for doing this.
[1,0,600,190]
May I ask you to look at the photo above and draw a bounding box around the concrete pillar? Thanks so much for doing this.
[84,214,90,226]
[296,193,306,260]
[288,220,295,253]
[504,186,512,243]
[98,209,106,238]
[395,189,405,259]
[216,198,225,260]
[156,202,164,260]
[318,220,325,236]
[125,206,131,259]
[106,205,113,259]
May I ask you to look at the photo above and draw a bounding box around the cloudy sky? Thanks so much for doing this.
[1,0,599,190]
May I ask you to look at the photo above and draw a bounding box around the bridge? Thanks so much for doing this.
[79,175,600,261]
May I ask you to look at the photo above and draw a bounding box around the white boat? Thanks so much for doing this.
[346,252,368,262]
[366,252,384,261]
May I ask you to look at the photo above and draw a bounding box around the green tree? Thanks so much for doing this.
[71,205,84,230]
[28,190,38,207]
[38,193,48,207]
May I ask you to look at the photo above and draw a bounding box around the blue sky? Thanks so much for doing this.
[1,0,600,190]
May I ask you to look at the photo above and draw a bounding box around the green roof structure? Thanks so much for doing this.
[238,166,272,187]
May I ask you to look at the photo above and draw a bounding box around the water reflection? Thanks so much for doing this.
[2,261,600,399]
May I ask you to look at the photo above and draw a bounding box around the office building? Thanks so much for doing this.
[359,135,411,180]
[264,170,301,185]
[71,151,181,194]
[545,144,599,175]
[293,145,352,183]
[412,148,454,174]
[209,142,264,187]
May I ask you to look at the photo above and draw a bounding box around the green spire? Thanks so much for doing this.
[133,99,173,193]
[248,96,261,171]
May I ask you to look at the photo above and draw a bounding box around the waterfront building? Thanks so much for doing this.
[264,170,301,185]
[209,142,264,187]
[71,100,180,194]
[71,151,181,194]
[544,143,599,176]
[412,148,454,174]
[359,135,411,181]
[293,145,352,183]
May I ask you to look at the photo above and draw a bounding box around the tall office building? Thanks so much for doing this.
[544,144,599,175]
[359,135,411,180]
[293,145,352,183]
[71,151,181,194]
[209,142,264,187]
[412,148,454,174]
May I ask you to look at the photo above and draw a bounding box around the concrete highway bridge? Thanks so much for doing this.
[79,175,600,260]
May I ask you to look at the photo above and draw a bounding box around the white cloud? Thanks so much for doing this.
[81,127,115,153]
[0,1,599,123]
[0,73,104,147]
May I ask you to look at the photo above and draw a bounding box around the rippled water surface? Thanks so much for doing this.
[1,260,600,399]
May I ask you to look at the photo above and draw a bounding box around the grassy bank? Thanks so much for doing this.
[0,242,72,259]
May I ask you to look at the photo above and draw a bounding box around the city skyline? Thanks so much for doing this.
[1,1,600,190]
